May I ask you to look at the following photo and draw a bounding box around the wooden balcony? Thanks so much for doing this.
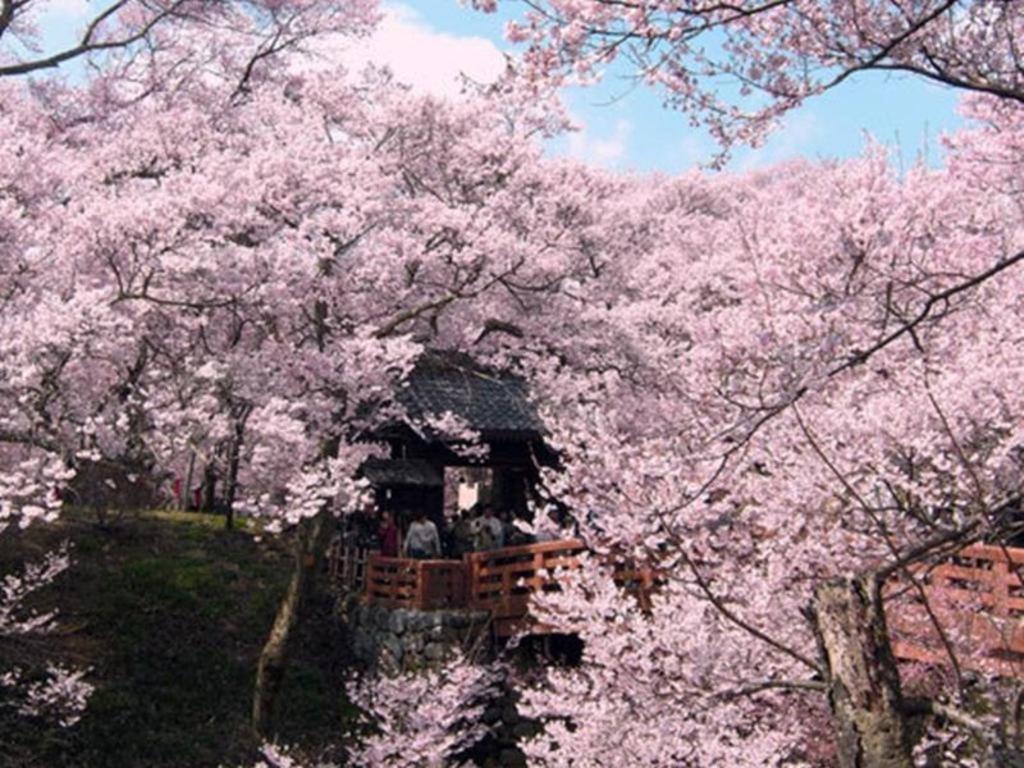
[333,539,653,636]
[337,537,1024,671]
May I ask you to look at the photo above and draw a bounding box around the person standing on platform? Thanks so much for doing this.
[379,509,400,557]
[472,504,505,550]
[451,509,475,557]
[403,510,441,559]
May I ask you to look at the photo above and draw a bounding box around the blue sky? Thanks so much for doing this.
[402,0,964,173]
[35,0,965,173]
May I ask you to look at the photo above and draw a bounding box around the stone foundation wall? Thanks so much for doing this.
[346,601,491,672]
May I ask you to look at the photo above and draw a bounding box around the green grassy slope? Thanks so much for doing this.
[0,510,355,767]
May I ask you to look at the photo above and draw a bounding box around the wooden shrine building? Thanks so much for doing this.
[359,352,556,526]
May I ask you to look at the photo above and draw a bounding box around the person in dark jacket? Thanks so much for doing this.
[379,509,400,557]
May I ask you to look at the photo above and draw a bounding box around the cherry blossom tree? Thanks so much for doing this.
[347,657,501,767]
[1,2,618,738]
[389,3,1024,765]
[333,150,1009,766]
[348,115,1024,767]
[0,0,379,80]
[6,1,1024,765]
[0,77,98,732]
[0,0,386,738]
[509,135,1024,766]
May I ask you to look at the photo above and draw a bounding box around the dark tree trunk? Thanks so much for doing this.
[811,576,913,768]
[202,463,217,513]
[252,510,330,736]
[181,451,196,511]
[223,409,249,530]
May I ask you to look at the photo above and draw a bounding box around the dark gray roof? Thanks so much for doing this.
[399,357,543,439]
[361,458,443,487]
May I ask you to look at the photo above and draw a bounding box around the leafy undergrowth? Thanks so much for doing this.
[0,509,357,767]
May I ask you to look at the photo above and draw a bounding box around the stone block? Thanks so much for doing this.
[402,633,424,655]
[407,611,431,632]
[388,609,407,635]
[381,634,404,663]
[424,642,447,662]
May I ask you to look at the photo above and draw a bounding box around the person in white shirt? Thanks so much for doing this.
[403,511,441,559]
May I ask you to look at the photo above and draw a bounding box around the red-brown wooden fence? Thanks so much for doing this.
[887,543,1024,677]
[351,537,1024,672]
[465,539,587,635]
[355,539,654,635]
[364,555,466,610]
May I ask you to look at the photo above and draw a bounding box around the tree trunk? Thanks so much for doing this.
[811,575,913,768]
[181,450,196,512]
[252,510,330,736]
[202,462,217,513]
[223,417,245,530]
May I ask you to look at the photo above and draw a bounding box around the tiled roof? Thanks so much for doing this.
[399,356,543,438]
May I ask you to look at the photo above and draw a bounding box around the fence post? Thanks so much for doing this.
[501,554,512,617]
[466,553,479,610]
[415,561,426,610]
[364,554,375,603]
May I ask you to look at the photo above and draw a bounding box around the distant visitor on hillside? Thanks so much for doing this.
[403,511,441,559]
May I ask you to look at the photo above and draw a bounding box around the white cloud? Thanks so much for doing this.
[566,117,633,168]
[321,3,507,99]
[732,110,822,170]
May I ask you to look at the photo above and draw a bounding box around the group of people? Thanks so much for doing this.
[374,503,531,560]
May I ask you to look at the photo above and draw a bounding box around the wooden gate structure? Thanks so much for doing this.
[328,542,370,595]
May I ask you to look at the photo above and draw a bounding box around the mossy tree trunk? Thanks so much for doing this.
[811,575,913,768]
[252,510,331,736]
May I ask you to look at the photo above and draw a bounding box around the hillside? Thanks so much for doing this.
[0,510,355,767]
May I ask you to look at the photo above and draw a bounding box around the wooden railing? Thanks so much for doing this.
[355,537,1024,667]
[364,555,466,610]
[887,544,1024,677]
[465,539,587,634]
[417,560,468,610]
[361,539,655,635]
[328,543,371,595]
